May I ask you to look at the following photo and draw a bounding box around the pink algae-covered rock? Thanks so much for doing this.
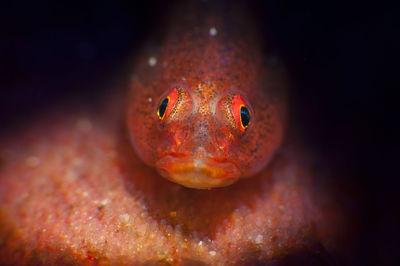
[0,105,347,265]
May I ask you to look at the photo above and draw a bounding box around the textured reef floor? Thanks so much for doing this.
[0,99,350,265]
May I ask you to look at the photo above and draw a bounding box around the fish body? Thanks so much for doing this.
[127,1,287,188]
[0,2,350,264]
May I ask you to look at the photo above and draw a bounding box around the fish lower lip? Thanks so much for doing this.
[155,155,241,189]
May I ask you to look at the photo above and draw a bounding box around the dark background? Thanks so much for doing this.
[0,0,397,265]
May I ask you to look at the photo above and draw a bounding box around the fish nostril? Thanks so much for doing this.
[174,135,182,147]
[214,129,233,153]
[217,144,226,151]
[169,125,192,149]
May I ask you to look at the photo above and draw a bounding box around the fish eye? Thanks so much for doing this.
[156,87,193,122]
[157,97,169,120]
[240,105,250,129]
[218,93,252,134]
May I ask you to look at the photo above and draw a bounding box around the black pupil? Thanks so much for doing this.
[158,98,169,118]
[240,106,250,128]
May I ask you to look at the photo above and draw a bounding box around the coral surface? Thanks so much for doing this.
[0,102,346,265]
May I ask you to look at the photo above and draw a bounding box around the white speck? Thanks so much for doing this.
[255,234,263,244]
[209,250,216,256]
[209,27,217,36]
[198,241,203,246]
[25,156,40,167]
[193,158,204,169]
[148,56,157,67]
[148,97,153,102]
[100,198,110,207]
[76,118,92,132]
[119,213,130,224]
[181,77,186,81]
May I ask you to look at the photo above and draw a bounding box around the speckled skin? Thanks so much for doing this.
[0,1,351,265]
[127,1,286,188]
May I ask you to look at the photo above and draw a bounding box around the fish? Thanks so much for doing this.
[0,1,351,264]
[127,0,287,189]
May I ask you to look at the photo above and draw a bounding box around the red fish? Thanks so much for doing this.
[0,1,352,264]
[127,1,286,188]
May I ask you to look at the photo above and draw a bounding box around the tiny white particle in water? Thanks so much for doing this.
[209,27,217,36]
[209,250,216,256]
[148,97,152,102]
[148,56,157,67]
[25,156,40,167]
[182,77,186,81]
[198,241,203,246]
[255,234,263,244]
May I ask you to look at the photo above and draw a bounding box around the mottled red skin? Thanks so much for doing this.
[127,2,286,188]
[0,1,352,265]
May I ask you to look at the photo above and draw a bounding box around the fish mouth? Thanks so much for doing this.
[156,154,241,189]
